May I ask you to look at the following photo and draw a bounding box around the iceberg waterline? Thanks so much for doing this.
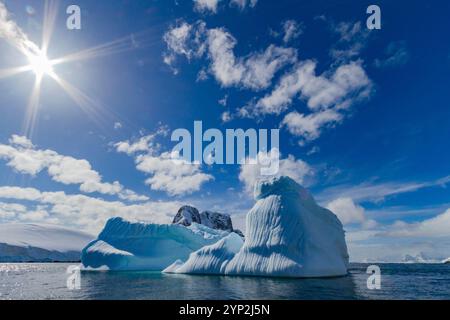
[82,176,350,277]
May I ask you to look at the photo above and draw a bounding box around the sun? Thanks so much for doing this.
[27,52,54,78]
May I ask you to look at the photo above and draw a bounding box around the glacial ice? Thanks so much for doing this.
[163,232,244,275]
[165,176,349,278]
[82,176,349,277]
[0,223,93,262]
[81,217,228,271]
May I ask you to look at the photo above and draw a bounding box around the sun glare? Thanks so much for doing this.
[27,52,54,78]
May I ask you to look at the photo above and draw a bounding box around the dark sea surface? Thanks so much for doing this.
[0,263,449,300]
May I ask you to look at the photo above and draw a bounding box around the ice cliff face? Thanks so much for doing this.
[81,217,228,271]
[167,176,349,278]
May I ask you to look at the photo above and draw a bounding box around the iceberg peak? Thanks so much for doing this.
[254,176,313,203]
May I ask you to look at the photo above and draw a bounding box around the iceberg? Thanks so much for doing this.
[0,223,93,262]
[163,232,244,275]
[81,217,228,271]
[166,176,349,278]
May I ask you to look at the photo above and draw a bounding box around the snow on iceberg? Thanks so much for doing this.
[163,232,244,275]
[224,176,349,277]
[0,223,93,262]
[81,217,228,271]
[165,176,349,278]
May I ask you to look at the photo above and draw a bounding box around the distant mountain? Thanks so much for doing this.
[173,205,244,237]
[0,223,93,262]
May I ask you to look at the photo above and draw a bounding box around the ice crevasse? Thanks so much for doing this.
[165,176,349,277]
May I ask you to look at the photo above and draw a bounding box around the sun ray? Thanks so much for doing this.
[41,0,59,55]
[51,31,158,66]
[50,73,114,129]
[0,65,32,79]
[22,76,43,138]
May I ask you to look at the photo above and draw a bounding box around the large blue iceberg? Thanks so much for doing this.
[83,176,349,277]
[81,217,229,270]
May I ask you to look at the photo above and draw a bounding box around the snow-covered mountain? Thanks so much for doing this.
[173,205,243,236]
[165,176,349,278]
[443,257,450,264]
[0,223,93,262]
[81,217,229,270]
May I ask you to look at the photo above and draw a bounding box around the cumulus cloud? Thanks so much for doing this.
[163,21,297,91]
[114,130,213,196]
[282,109,343,143]
[248,60,372,117]
[327,197,377,228]
[0,135,148,202]
[136,152,213,196]
[239,149,313,193]
[207,28,297,90]
[380,209,450,238]
[194,0,222,13]
[0,186,182,233]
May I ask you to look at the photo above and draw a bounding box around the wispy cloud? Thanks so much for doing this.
[0,135,148,202]
[374,41,409,68]
[317,175,450,204]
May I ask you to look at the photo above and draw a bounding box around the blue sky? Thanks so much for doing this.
[0,0,449,262]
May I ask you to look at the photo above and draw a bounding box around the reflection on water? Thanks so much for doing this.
[0,263,449,300]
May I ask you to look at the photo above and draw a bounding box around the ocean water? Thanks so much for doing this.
[0,263,449,300]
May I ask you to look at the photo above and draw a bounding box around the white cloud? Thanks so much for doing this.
[282,109,343,143]
[239,149,313,194]
[282,20,303,43]
[207,28,297,90]
[114,134,156,155]
[0,135,148,202]
[194,0,222,13]
[317,175,450,204]
[248,60,372,117]
[0,2,41,56]
[113,122,122,130]
[163,21,297,91]
[193,0,258,14]
[0,186,181,234]
[327,197,365,225]
[381,209,450,238]
[330,21,370,63]
[221,111,232,123]
[136,152,213,196]
[114,129,213,196]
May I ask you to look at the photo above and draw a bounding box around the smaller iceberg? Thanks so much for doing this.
[81,217,228,271]
[163,233,244,275]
